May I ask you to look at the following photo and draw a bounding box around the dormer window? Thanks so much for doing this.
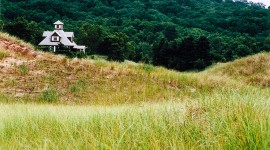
[52,36,60,42]
[68,37,73,42]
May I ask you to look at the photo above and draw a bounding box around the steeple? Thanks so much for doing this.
[54,20,64,30]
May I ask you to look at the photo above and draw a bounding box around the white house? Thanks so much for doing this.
[39,20,86,53]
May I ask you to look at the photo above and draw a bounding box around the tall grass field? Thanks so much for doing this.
[0,32,270,149]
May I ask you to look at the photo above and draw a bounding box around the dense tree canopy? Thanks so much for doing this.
[3,17,42,45]
[1,0,270,70]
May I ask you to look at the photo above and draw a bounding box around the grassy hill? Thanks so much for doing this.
[0,32,270,149]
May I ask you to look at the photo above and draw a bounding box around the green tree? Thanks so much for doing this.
[78,23,107,54]
[4,17,42,45]
[2,0,270,65]
[179,36,196,70]
[262,36,270,52]
[234,44,253,58]
[152,38,169,66]
[195,36,211,69]
[98,33,135,62]
[135,42,153,63]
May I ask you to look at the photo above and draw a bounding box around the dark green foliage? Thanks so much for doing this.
[153,38,169,66]
[98,33,135,62]
[135,42,153,63]
[78,23,107,54]
[54,44,86,58]
[179,36,196,70]
[3,17,42,45]
[153,36,212,70]
[56,50,86,59]
[195,36,211,68]
[1,0,270,70]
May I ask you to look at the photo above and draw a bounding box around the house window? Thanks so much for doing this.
[52,36,60,42]
[68,37,73,42]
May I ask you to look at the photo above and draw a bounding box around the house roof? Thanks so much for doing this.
[39,30,75,46]
[54,20,64,25]
[74,45,86,50]
[52,32,62,37]
[42,31,52,37]
[65,32,74,37]
[39,21,85,49]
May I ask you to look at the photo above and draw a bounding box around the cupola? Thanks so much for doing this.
[54,20,64,30]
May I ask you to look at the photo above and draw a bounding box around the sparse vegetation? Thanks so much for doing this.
[18,62,29,75]
[207,52,270,87]
[0,51,9,60]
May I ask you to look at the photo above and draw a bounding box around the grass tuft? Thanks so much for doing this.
[143,64,155,73]
[18,62,29,75]
[0,51,9,60]
[39,87,58,103]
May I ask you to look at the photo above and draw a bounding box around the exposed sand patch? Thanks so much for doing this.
[0,38,38,58]
[0,58,27,73]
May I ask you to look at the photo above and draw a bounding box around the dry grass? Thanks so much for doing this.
[206,52,270,87]
[0,32,270,149]
[0,33,222,104]
[0,32,34,50]
[0,32,269,104]
[0,49,9,60]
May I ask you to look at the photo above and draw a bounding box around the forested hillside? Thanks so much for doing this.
[1,0,270,70]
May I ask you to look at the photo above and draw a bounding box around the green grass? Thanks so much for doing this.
[0,87,269,149]
[1,32,270,149]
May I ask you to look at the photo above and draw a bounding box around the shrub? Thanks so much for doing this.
[71,84,78,93]
[143,64,154,73]
[39,87,58,103]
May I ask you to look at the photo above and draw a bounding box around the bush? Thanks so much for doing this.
[143,64,155,73]
[71,84,78,93]
[55,49,86,58]
[39,87,58,103]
